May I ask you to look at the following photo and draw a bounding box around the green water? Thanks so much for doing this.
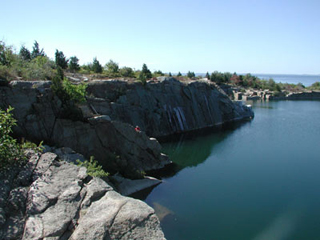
[145,101,320,240]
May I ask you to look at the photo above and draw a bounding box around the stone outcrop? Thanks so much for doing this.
[0,151,165,240]
[0,81,170,178]
[86,77,254,138]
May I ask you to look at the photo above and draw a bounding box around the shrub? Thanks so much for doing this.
[76,156,109,178]
[62,78,87,103]
[0,106,21,169]
[22,56,56,80]
[0,107,43,170]
[119,66,135,78]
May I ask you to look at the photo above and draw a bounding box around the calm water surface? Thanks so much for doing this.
[144,101,320,240]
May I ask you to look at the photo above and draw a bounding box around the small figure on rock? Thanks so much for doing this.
[135,125,141,132]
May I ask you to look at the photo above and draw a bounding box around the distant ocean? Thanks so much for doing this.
[196,73,320,87]
[252,74,320,87]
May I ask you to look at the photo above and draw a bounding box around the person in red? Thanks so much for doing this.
[135,126,141,132]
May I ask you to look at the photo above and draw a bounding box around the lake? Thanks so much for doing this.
[143,100,320,240]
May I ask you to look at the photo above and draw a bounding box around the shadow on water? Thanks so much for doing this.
[147,120,252,179]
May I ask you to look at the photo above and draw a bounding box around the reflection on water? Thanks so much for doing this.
[152,202,174,221]
[148,122,251,179]
[142,101,320,240]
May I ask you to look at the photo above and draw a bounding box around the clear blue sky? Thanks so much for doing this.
[1,0,319,74]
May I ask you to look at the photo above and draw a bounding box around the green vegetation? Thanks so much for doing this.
[1,39,318,93]
[153,70,164,77]
[0,106,20,169]
[119,66,135,78]
[76,156,109,178]
[92,57,103,73]
[308,82,320,90]
[55,50,69,69]
[0,41,55,81]
[0,106,43,170]
[69,56,80,72]
[51,68,87,104]
[187,71,195,78]
[138,63,152,84]
[104,60,119,77]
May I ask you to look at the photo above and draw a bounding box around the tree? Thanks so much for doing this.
[210,71,224,84]
[140,63,152,79]
[105,60,119,75]
[92,57,102,73]
[187,71,195,78]
[69,56,80,72]
[169,72,172,77]
[55,50,69,69]
[19,46,31,61]
[205,72,210,79]
[0,41,8,65]
[177,72,182,77]
[31,41,45,59]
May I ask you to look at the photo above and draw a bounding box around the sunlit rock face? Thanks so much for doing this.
[86,77,254,138]
[0,151,165,240]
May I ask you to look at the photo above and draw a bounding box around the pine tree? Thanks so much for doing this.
[31,41,45,59]
[177,72,182,77]
[69,56,80,72]
[205,72,210,79]
[19,46,31,61]
[92,57,102,73]
[141,63,152,79]
[55,50,69,69]
[187,71,195,78]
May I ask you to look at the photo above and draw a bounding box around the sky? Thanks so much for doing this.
[1,0,320,74]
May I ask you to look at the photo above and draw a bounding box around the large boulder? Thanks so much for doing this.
[0,152,165,240]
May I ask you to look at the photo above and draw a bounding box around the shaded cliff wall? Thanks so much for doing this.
[0,81,169,178]
[87,77,254,138]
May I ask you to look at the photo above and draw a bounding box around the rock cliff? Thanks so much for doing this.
[0,81,169,178]
[0,78,253,176]
[0,150,165,240]
[86,77,254,138]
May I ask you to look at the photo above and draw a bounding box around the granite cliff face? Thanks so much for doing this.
[0,78,253,177]
[86,77,254,138]
[0,150,165,240]
[0,81,169,178]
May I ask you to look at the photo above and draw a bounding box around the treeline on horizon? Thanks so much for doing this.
[1,40,319,92]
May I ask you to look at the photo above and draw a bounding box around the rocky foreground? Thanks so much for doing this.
[0,150,165,240]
